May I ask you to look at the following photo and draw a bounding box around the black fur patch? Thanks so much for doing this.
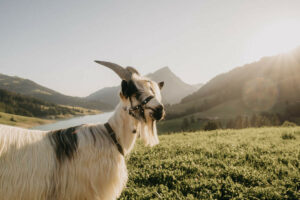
[121,80,139,98]
[49,126,79,163]
[89,127,97,145]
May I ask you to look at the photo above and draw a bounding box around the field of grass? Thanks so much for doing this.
[120,127,300,199]
[0,112,53,128]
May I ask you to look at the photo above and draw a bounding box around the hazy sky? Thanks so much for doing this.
[1,0,300,97]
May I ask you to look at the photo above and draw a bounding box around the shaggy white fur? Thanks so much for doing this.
[0,65,164,200]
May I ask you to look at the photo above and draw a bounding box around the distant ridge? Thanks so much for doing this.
[0,73,113,111]
[86,66,203,108]
[86,86,120,108]
[168,47,300,119]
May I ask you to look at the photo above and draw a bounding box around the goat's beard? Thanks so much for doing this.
[139,113,159,147]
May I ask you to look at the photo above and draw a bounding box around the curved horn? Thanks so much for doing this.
[126,66,140,75]
[94,60,132,80]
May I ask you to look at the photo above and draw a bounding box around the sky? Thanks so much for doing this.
[1,0,300,97]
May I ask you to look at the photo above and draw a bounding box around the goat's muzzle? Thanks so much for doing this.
[152,105,165,121]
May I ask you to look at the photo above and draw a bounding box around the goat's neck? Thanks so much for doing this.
[108,104,138,155]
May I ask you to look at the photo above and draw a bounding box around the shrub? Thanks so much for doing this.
[282,121,297,127]
[10,117,16,122]
[204,121,218,131]
[281,132,296,140]
[190,116,195,124]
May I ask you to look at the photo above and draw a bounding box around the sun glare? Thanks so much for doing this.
[246,20,300,61]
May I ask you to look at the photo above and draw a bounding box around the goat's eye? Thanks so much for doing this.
[136,92,141,97]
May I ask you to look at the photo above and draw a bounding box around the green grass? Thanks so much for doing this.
[120,127,300,200]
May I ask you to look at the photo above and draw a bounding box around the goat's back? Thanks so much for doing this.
[0,125,55,200]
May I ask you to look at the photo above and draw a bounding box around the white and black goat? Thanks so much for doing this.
[0,61,165,200]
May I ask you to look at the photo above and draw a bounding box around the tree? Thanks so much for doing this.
[181,118,190,130]
[282,121,297,127]
[271,114,281,126]
[250,114,258,127]
[204,121,218,131]
[242,116,250,128]
[234,115,243,129]
[190,116,195,124]
[226,119,235,129]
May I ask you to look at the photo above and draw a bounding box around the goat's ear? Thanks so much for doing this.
[121,80,128,98]
[158,81,164,90]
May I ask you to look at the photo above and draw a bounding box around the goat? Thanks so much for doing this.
[0,61,165,200]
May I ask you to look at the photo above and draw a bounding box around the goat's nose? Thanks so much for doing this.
[152,105,164,120]
[156,105,163,113]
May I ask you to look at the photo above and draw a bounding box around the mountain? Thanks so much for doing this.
[147,67,203,104]
[86,86,120,107]
[167,47,300,120]
[0,74,113,111]
[86,67,203,107]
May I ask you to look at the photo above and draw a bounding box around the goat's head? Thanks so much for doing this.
[95,61,165,146]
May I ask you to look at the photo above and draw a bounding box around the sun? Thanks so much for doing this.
[246,19,300,60]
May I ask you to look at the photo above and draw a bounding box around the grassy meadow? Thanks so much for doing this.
[120,127,300,200]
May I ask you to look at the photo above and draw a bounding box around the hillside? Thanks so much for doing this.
[0,73,113,111]
[86,86,120,108]
[168,47,300,121]
[0,88,84,118]
[120,127,300,199]
[87,67,202,108]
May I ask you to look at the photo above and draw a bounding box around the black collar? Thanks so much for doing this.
[104,123,124,156]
